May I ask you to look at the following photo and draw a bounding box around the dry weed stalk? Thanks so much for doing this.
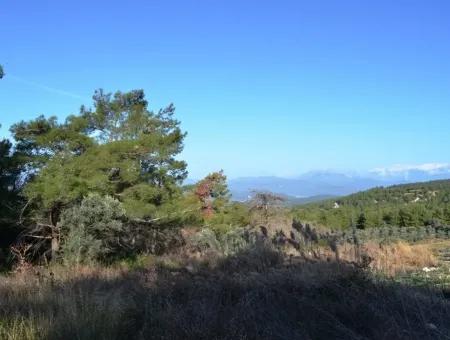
[10,243,33,274]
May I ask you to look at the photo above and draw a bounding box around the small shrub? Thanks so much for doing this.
[59,194,126,264]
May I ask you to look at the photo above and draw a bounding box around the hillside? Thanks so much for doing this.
[226,171,450,202]
[328,179,450,206]
[292,180,450,230]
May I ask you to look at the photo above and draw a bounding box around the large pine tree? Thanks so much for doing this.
[11,89,187,257]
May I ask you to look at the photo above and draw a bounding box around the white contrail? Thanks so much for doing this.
[8,75,88,100]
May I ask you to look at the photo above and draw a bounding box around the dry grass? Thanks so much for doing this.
[336,241,438,276]
[366,241,437,276]
[0,244,449,339]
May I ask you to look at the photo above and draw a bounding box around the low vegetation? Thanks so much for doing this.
[1,245,450,340]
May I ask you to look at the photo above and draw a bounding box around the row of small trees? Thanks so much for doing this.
[318,225,450,247]
[294,204,450,231]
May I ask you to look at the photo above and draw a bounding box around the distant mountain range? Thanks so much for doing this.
[225,164,450,202]
[185,163,450,203]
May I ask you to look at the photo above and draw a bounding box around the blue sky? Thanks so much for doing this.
[1,0,449,179]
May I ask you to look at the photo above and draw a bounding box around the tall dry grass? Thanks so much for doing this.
[366,241,437,276]
[0,244,449,339]
[337,241,438,276]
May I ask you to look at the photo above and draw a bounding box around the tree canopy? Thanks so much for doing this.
[13,89,187,218]
[10,89,188,258]
[194,170,230,218]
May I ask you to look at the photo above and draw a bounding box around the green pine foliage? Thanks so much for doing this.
[0,137,23,251]
[13,89,187,219]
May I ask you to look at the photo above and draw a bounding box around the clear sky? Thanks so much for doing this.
[1,0,449,179]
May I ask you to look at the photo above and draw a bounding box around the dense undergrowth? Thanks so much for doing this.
[0,244,450,340]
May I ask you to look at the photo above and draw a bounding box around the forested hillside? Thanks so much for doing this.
[292,180,450,230]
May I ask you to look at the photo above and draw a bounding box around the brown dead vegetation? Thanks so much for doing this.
[1,244,449,340]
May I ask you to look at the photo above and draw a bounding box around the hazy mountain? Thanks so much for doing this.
[185,164,450,202]
[370,163,450,183]
[227,173,382,201]
[226,165,450,202]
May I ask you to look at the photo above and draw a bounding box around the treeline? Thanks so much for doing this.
[292,180,450,230]
[0,88,250,268]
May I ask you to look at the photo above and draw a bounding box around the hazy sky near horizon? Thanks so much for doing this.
[1,0,449,179]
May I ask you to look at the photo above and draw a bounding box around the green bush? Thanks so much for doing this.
[59,194,126,264]
[188,227,262,256]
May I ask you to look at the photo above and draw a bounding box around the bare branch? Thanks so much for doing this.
[19,199,33,225]
[24,234,52,240]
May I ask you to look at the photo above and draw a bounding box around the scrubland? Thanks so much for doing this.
[1,240,450,340]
